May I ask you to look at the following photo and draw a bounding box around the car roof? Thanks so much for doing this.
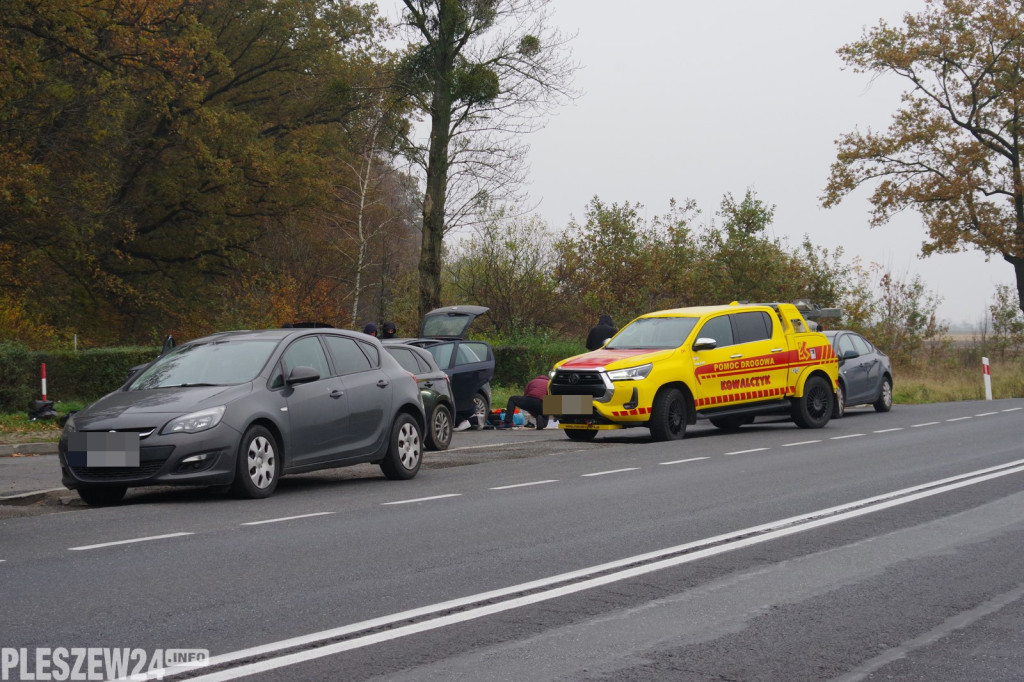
[183,328,375,345]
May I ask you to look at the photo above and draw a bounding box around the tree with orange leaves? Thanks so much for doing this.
[823,0,1024,314]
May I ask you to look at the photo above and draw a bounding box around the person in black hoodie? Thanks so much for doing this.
[586,314,618,351]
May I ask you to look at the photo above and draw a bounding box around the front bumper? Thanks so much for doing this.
[59,425,239,490]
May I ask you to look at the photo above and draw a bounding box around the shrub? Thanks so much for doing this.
[0,341,36,413]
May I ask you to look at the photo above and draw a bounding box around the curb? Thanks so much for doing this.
[0,443,59,457]
[0,488,66,506]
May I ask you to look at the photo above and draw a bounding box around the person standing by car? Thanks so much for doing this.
[496,374,550,430]
[363,322,378,337]
[586,314,618,350]
[382,321,397,339]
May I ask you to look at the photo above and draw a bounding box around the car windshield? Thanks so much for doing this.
[606,317,699,350]
[129,339,278,390]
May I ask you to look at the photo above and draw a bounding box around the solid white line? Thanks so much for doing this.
[241,512,336,526]
[976,412,999,417]
[69,532,193,551]
[490,480,558,490]
[782,440,821,447]
[724,447,769,456]
[446,442,517,452]
[173,458,1024,682]
[873,428,904,433]
[946,417,972,422]
[830,434,865,440]
[658,457,710,465]
[911,422,940,428]
[1003,407,1022,412]
[381,494,462,506]
[582,468,639,477]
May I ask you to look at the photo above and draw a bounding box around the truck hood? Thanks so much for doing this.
[557,348,673,371]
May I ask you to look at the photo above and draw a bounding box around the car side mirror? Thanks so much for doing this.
[286,366,320,385]
[843,349,859,360]
[693,337,717,351]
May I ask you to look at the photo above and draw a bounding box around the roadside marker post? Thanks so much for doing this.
[982,357,993,401]
[41,363,47,401]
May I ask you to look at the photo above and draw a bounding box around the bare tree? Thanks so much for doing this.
[394,0,577,317]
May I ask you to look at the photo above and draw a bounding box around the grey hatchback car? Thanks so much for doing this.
[823,330,894,418]
[59,328,425,505]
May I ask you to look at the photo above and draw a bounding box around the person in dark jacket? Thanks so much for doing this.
[381,321,397,339]
[496,375,550,430]
[586,314,618,350]
[363,322,378,337]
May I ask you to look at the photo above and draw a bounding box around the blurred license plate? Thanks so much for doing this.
[543,395,592,415]
[68,432,141,467]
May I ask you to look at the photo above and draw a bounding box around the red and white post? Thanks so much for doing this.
[982,357,992,401]
[41,363,47,401]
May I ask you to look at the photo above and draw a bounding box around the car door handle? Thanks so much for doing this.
[377,379,390,388]
[329,389,344,399]
[730,354,743,359]
[771,348,784,353]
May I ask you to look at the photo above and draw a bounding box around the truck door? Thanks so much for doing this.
[693,311,789,407]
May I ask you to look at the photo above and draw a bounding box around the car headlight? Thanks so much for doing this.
[606,363,652,381]
[162,406,226,434]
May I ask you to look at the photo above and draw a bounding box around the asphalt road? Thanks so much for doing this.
[1,400,1023,681]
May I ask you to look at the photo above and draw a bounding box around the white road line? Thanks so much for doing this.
[582,468,639,477]
[490,480,559,490]
[658,457,710,465]
[873,428,904,433]
[69,532,193,551]
[946,417,972,422]
[241,512,336,526]
[911,422,940,428]
[831,434,865,440]
[976,412,999,416]
[782,440,822,447]
[724,447,769,456]
[446,442,517,452]
[168,458,1024,682]
[382,494,462,506]
[1003,407,1022,412]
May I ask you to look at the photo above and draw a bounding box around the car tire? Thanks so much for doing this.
[229,425,280,499]
[380,413,422,480]
[873,377,893,412]
[426,404,453,451]
[649,387,687,441]
[709,415,753,430]
[792,376,833,429]
[832,381,846,419]
[565,428,598,442]
[472,392,489,430]
[77,485,127,507]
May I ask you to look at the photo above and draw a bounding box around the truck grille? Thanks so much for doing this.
[550,370,607,398]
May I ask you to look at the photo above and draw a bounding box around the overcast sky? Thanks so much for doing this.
[388,0,1017,326]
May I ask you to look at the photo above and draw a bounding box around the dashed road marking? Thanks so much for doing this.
[976,412,999,417]
[69,532,193,551]
[582,468,640,477]
[782,440,822,447]
[911,422,940,428]
[490,480,558,490]
[724,448,769,456]
[242,512,336,526]
[659,457,710,465]
[874,428,904,433]
[946,417,972,422]
[382,494,462,506]
[831,434,865,440]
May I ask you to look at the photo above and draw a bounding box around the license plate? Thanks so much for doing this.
[67,432,141,467]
